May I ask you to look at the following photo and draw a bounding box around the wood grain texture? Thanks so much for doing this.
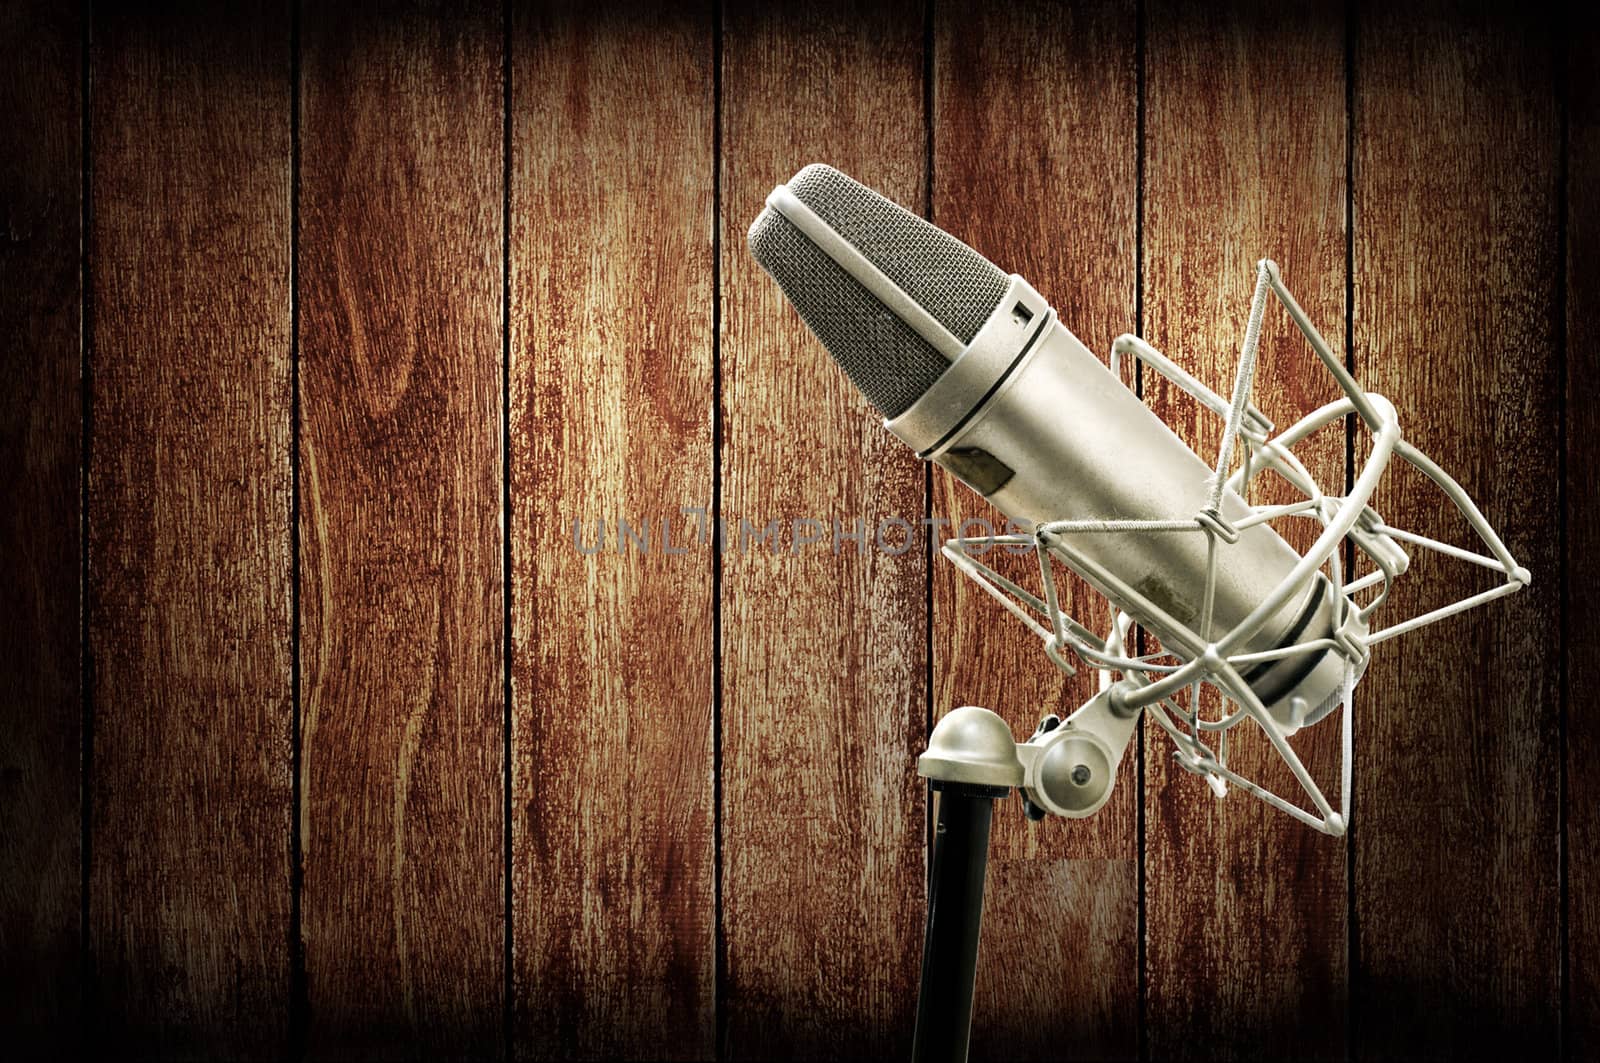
[509,4,716,1059]
[1568,10,1599,1058]
[87,4,292,1056]
[1352,2,1561,1058]
[720,1,928,1056]
[0,1,80,1055]
[298,2,503,1057]
[0,8,1579,1056]
[1141,3,1349,1058]
[931,3,1139,1058]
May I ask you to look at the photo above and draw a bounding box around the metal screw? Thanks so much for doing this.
[1071,764,1092,786]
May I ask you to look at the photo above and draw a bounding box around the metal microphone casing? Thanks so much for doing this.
[747,163,1360,733]
[887,274,1354,733]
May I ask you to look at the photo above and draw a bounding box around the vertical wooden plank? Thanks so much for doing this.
[299,2,503,1057]
[88,3,292,1056]
[720,1,927,1056]
[1353,2,1560,1058]
[509,3,716,1059]
[1141,3,1349,1059]
[0,1,81,1055]
[931,3,1139,1058]
[1568,10,1599,1058]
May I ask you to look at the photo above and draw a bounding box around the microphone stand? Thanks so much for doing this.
[910,707,1025,1063]
[912,779,1006,1063]
[911,697,1136,1063]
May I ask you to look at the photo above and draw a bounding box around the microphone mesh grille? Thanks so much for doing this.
[748,164,1009,417]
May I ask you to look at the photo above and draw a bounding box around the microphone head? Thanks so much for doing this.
[747,164,1009,417]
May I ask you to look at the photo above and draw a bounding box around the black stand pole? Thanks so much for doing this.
[912,780,1005,1063]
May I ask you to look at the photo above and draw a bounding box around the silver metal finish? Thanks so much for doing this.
[747,163,1527,837]
[919,706,1026,789]
[886,274,1053,448]
[1015,690,1141,819]
[889,307,1351,732]
[941,262,1528,835]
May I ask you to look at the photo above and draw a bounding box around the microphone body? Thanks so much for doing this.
[886,274,1347,732]
[748,163,1352,733]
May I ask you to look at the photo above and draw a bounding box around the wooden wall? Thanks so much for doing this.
[0,1,1583,1060]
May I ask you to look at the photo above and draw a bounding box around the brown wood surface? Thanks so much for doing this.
[719,1,929,1056]
[87,4,293,1057]
[1141,3,1349,1058]
[1568,10,1598,1059]
[931,3,1139,1058]
[1352,1,1561,1058]
[298,2,504,1057]
[0,1,80,1055]
[0,6,1586,1057]
[509,4,716,1059]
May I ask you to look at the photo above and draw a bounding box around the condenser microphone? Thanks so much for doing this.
[749,163,1529,1063]
[748,163,1357,734]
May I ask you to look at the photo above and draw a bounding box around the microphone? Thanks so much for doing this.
[749,163,1531,1063]
[748,163,1359,738]
[750,164,1529,1063]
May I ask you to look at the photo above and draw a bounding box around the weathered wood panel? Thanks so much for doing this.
[509,3,716,1059]
[1142,3,1349,1058]
[87,3,293,1056]
[0,7,1579,1057]
[298,2,504,1056]
[1568,11,1599,1059]
[1352,1,1561,1057]
[932,2,1139,1058]
[0,1,80,1055]
[720,1,928,1056]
